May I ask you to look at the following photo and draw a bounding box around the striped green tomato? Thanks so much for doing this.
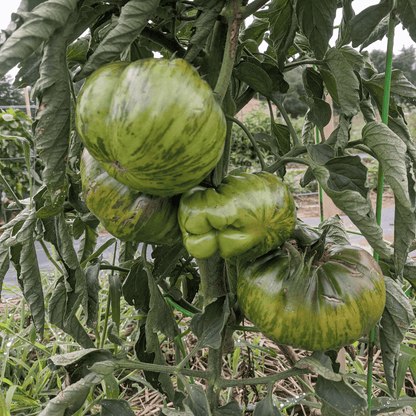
[237,243,386,351]
[75,58,226,197]
[178,172,296,259]
[80,149,181,244]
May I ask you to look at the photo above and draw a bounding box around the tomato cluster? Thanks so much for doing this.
[78,58,386,352]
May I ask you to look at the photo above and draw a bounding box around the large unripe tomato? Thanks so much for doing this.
[80,149,181,245]
[237,243,386,351]
[178,172,296,260]
[75,58,226,197]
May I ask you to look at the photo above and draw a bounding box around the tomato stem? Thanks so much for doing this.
[226,115,267,170]
[214,0,243,102]
[270,98,300,148]
[216,367,311,388]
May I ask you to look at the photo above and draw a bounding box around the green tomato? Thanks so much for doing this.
[237,243,386,351]
[178,172,296,259]
[75,58,226,197]
[80,149,181,244]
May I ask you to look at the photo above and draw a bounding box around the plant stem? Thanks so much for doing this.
[368,5,395,412]
[177,339,203,370]
[214,0,243,102]
[196,253,228,307]
[226,115,267,170]
[39,239,63,274]
[270,98,300,147]
[283,59,325,72]
[207,347,223,411]
[114,359,212,379]
[0,172,24,211]
[216,367,311,388]
[266,146,308,174]
[235,87,256,114]
[242,0,269,18]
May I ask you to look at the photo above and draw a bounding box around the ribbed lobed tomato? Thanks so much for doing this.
[80,149,181,245]
[178,172,297,260]
[75,58,226,197]
[237,243,386,351]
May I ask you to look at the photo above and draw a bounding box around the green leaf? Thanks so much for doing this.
[122,260,150,312]
[360,14,400,51]
[335,0,354,48]
[308,157,392,258]
[75,0,161,81]
[271,121,290,154]
[295,356,342,381]
[296,0,337,60]
[366,70,416,106]
[322,47,361,117]
[38,372,104,416]
[47,348,115,370]
[190,296,230,349]
[185,0,226,63]
[214,400,243,416]
[152,242,187,281]
[160,408,194,416]
[109,273,121,332]
[254,133,280,155]
[183,384,212,416]
[0,239,10,296]
[67,36,89,64]
[388,115,416,164]
[100,399,135,416]
[396,344,416,398]
[350,0,393,47]
[371,396,416,415]
[253,392,281,416]
[376,276,415,397]
[257,0,296,69]
[362,121,412,211]
[80,238,117,268]
[315,376,368,415]
[6,208,45,337]
[403,261,416,289]
[394,193,416,279]
[48,282,95,349]
[77,222,99,265]
[233,62,274,99]
[303,67,324,99]
[395,0,416,43]
[0,0,79,78]
[241,17,268,46]
[32,12,77,202]
[134,328,175,401]
[85,260,101,329]
[0,393,10,416]
[318,215,351,246]
[301,96,332,130]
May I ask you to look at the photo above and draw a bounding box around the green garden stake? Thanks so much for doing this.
[367,5,396,413]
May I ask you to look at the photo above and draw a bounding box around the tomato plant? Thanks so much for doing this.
[0,1,416,415]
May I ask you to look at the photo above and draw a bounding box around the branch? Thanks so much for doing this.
[140,27,186,58]
[242,0,269,19]
[270,98,300,147]
[214,0,244,102]
[226,115,267,170]
[216,367,311,388]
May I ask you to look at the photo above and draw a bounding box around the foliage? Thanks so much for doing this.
[0,75,24,107]
[368,46,416,106]
[0,0,416,415]
[0,108,40,201]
